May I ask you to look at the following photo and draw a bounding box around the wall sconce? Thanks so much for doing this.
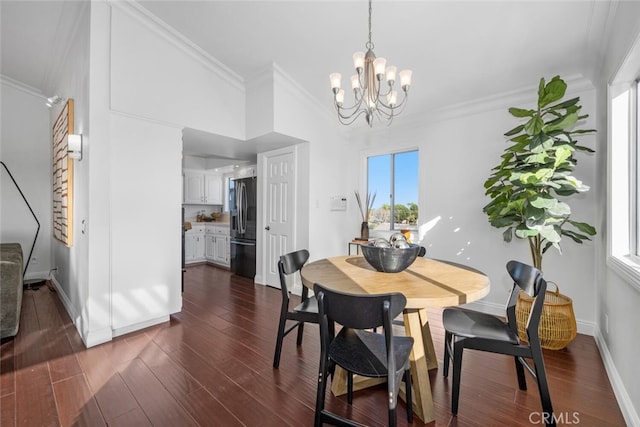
[46,95,63,108]
[67,134,83,160]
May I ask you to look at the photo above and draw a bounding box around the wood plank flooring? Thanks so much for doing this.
[0,264,627,426]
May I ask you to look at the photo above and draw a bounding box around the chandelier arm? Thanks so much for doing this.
[333,93,367,114]
[338,109,370,126]
[375,91,408,111]
[373,108,395,126]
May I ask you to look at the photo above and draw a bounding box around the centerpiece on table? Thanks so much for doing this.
[361,233,421,273]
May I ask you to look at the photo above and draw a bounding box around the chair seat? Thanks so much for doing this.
[443,308,519,344]
[329,328,414,378]
[293,295,318,315]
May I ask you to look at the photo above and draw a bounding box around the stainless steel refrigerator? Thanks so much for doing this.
[229,176,257,279]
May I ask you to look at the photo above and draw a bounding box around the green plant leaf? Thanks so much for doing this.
[554,145,573,168]
[545,97,580,111]
[509,107,535,118]
[504,124,525,137]
[538,76,567,109]
[547,201,571,217]
[503,227,513,243]
[539,224,562,243]
[544,112,578,133]
[524,116,544,135]
[530,195,557,209]
[562,229,592,243]
[529,133,550,150]
[568,220,597,236]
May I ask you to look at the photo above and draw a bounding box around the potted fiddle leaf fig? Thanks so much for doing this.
[483,75,597,271]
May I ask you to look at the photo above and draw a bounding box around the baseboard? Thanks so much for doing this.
[112,315,169,338]
[594,328,640,426]
[48,276,113,348]
[24,269,50,282]
[49,275,79,326]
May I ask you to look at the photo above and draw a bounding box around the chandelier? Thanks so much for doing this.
[329,0,412,127]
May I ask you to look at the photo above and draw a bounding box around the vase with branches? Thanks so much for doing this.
[355,190,376,239]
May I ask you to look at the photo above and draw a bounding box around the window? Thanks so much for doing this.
[367,150,419,232]
[609,76,640,290]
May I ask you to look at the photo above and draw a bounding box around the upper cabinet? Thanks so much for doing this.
[183,171,223,205]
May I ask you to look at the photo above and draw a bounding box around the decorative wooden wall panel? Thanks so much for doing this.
[52,99,74,247]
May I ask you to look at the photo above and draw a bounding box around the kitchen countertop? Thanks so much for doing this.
[186,222,230,227]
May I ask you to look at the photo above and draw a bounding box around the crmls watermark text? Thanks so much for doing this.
[529,412,581,424]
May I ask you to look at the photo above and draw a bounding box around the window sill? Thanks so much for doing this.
[607,254,640,293]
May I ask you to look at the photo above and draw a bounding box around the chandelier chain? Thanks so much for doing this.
[366,0,374,50]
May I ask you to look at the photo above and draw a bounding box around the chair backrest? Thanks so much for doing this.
[313,283,406,330]
[278,249,309,298]
[314,283,408,381]
[505,260,547,342]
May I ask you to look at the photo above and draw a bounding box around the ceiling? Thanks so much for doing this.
[1,1,615,160]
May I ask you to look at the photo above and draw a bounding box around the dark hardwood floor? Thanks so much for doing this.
[0,264,626,426]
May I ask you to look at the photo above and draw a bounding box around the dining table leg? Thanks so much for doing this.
[402,307,437,423]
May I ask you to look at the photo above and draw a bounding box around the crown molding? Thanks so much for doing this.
[1,74,47,99]
[113,1,244,92]
[394,74,595,130]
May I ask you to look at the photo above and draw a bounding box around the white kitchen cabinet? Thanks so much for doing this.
[213,234,229,265]
[183,171,223,204]
[205,234,215,260]
[185,225,205,263]
[204,174,223,205]
[204,224,230,267]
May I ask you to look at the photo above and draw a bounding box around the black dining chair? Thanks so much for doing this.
[313,283,414,427]
[442,260,555,426]
[273,249,319,368]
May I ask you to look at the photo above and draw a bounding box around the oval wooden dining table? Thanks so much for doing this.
[301,255,490,424]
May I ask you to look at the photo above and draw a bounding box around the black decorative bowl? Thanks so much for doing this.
[360,243,421,273]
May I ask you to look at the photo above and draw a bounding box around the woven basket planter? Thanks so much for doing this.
[515,282,577,350]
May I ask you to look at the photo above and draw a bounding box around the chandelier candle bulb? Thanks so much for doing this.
[336,89,345,106]
[386,66,397,84]
[353,52,365,70]
[351,74,360,90]
[387,91,398,107]
[399,70,412,90]
[373,57,386,76]
[330,73,342,92]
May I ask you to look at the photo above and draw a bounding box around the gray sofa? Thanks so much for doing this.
[1,243,23,339]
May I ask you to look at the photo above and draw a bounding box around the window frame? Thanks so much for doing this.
[608,76,640,292]
[363,147,419,232]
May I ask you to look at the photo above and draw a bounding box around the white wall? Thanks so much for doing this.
[593,1,640,424]
[109,114,182,333]
[0,82,52,281]
[110,3,246,140]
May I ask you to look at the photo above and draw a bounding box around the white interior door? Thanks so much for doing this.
[264,149,295,288]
